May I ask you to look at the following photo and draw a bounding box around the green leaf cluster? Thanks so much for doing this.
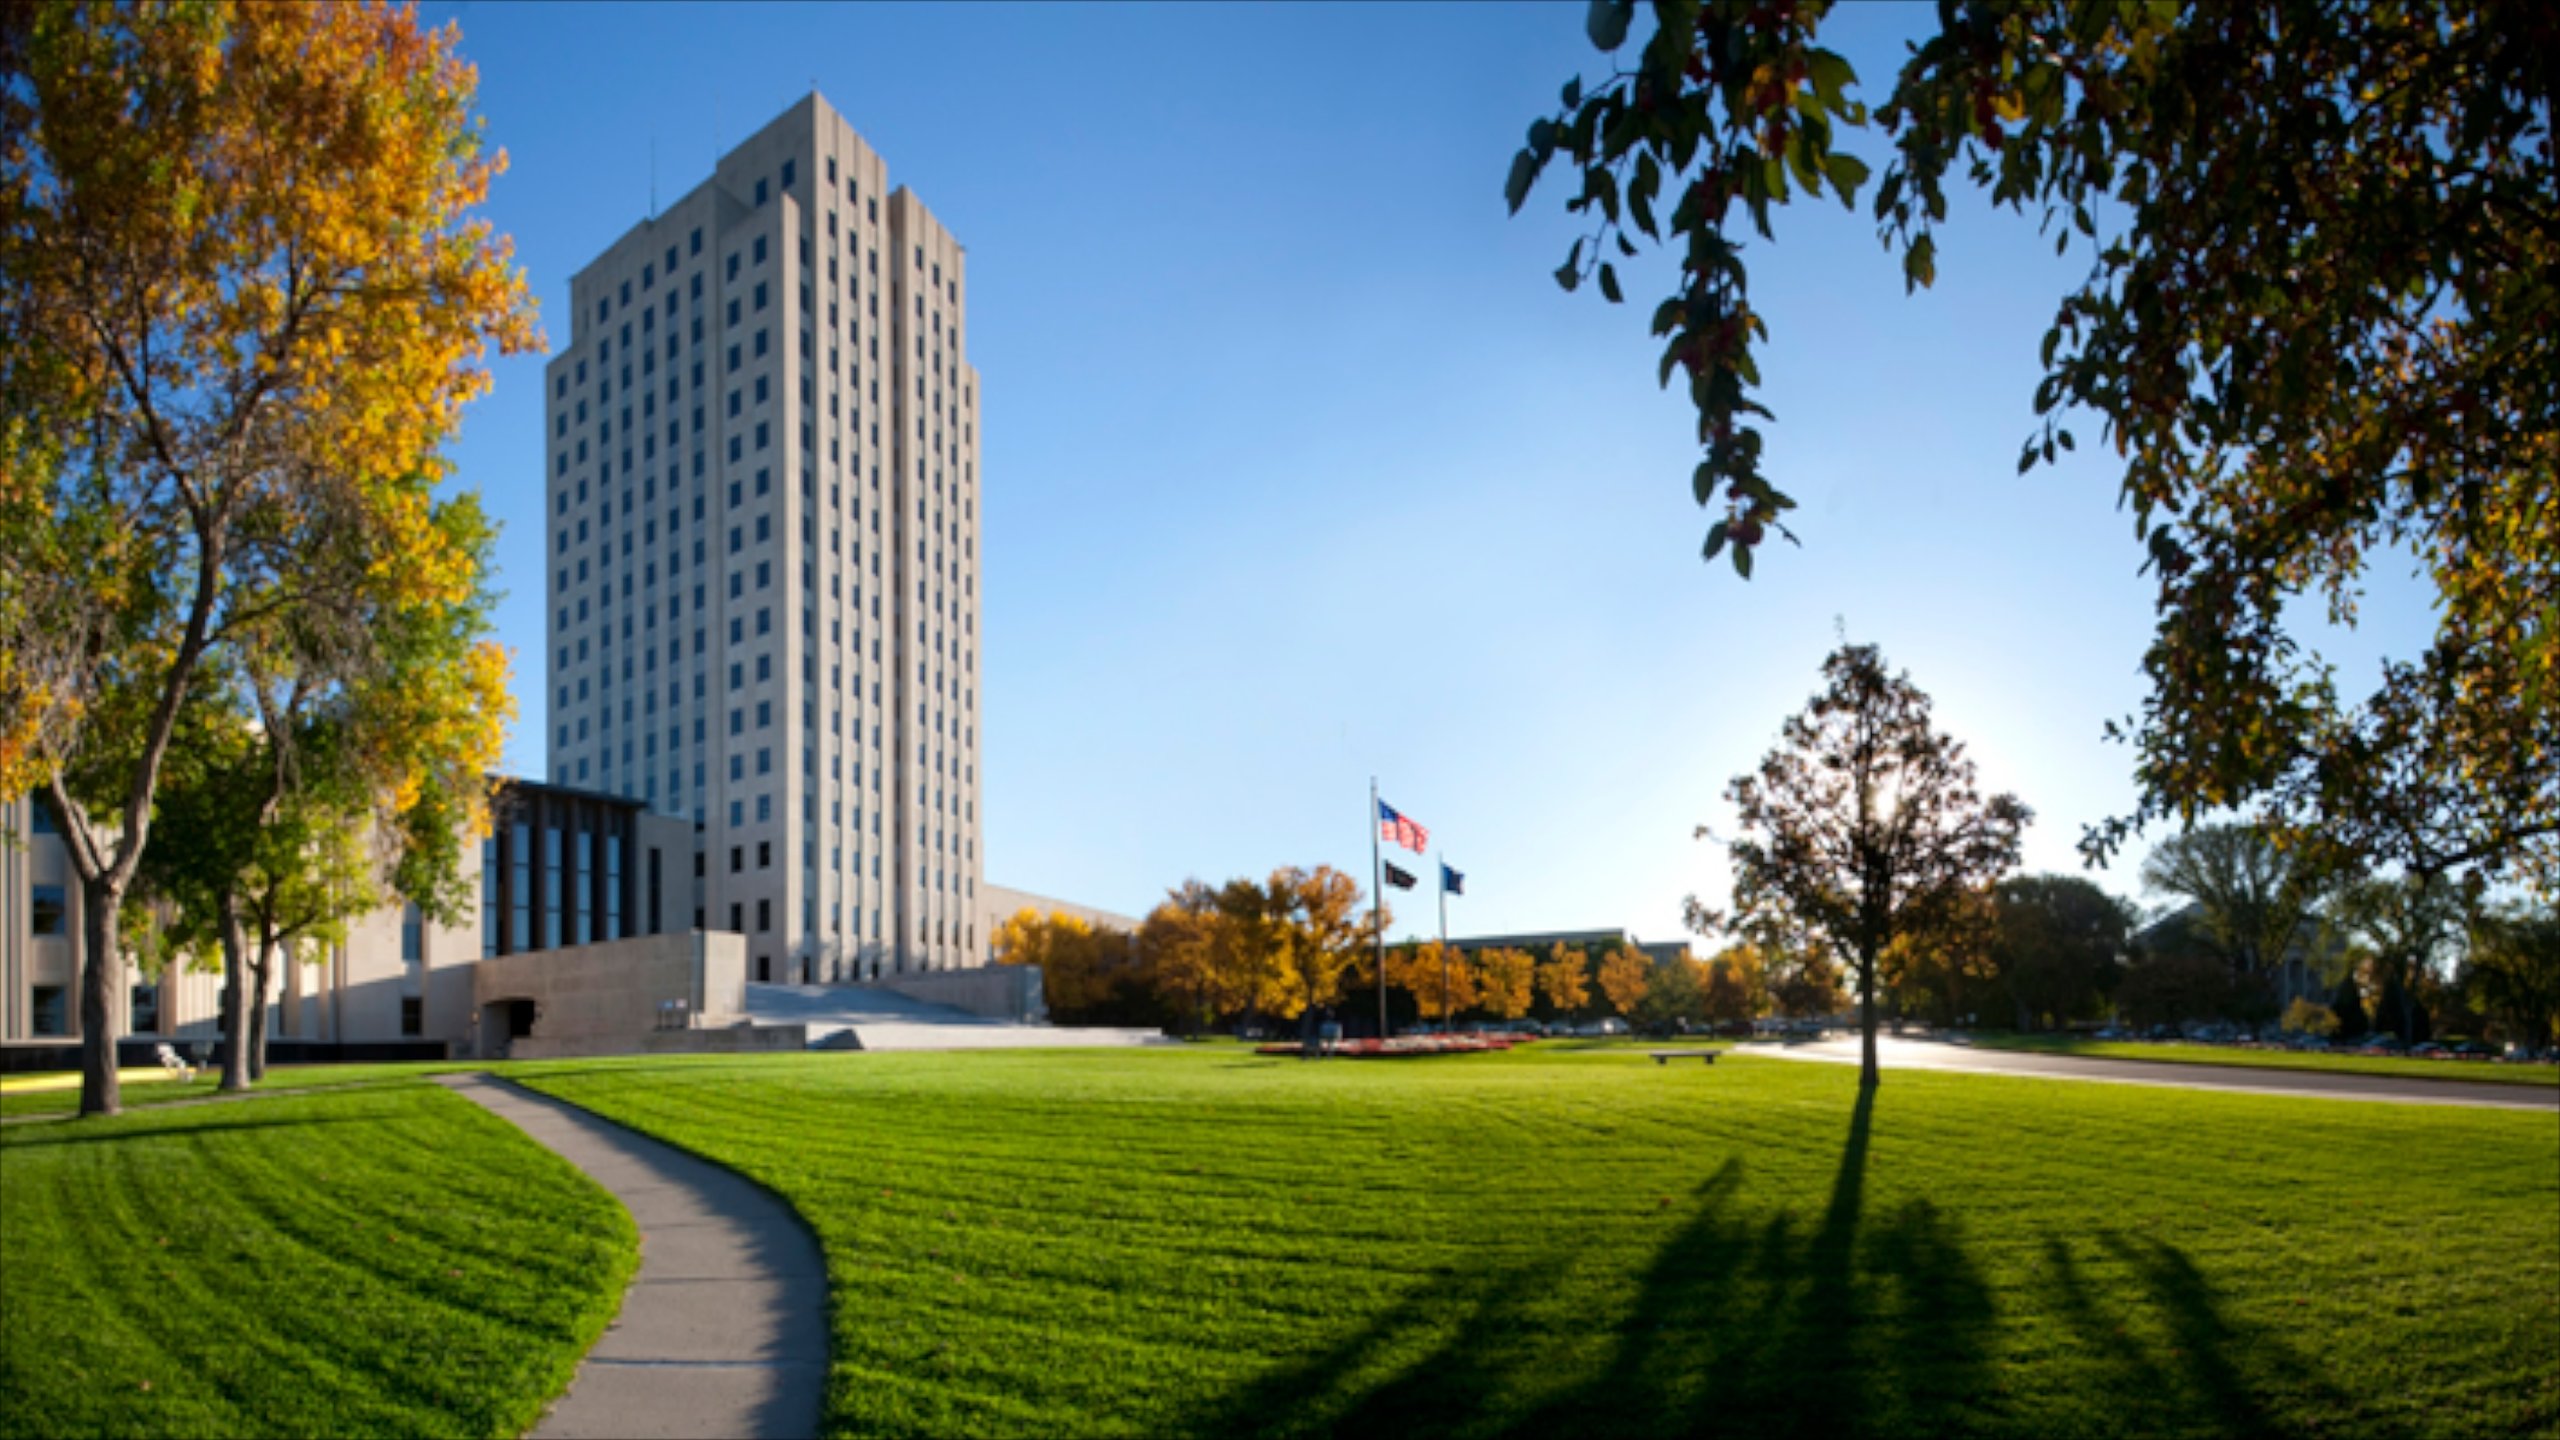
[1514,0,2559,894]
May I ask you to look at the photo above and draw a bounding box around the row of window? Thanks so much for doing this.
[17,975,425,1041]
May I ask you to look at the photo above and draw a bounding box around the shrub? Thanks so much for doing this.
[2281,997,2337,1037]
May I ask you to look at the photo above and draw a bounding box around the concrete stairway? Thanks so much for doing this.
[740,983,1170,1053]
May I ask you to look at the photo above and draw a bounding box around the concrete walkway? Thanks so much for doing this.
[434,1074,827,1440]
[1756,1035,2560,1111]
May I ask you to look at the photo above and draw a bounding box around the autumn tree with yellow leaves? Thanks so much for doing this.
[0,3,535,1114]
[1596,941,1654,1019]
[1386,939,1477,1026]
[993,908,1148,1024]
[1261,865,1383,1021]
[1700,944,1770,1026]
[1139,880,1250,1034]
[1478,946,1536,1022]
[1535,941,1591,1022]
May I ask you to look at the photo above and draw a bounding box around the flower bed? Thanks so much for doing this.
[1252,1034,1538,1059]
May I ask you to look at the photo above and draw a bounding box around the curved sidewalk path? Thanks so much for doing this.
[1757,1035,2560,1111]
[434,1074,826,1440]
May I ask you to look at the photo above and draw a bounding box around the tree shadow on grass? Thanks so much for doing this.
[1182,1085,2006,1438]
[2042,1227,2347,1434]
[0,1114,378,1150]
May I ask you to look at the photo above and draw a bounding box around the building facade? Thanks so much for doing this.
[1,782,687,1055]
[544,93,983,986]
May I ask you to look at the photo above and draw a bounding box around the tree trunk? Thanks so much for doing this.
[219,897,251,1092]
[248,937,274,1083]
[76,874,126,1118]
[1857,951,1881,1091]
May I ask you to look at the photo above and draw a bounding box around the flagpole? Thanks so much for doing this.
[1438,857,1450,1027]
[1370,777,1387,1041]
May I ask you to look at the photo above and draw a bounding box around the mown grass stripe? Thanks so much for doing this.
[0,1083,636,1440]
[516,1047,2558,1439]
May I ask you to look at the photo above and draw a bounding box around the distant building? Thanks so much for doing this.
[2132,902,2338,1011]
[978,884,1143,964]
[1446,928,1693,968]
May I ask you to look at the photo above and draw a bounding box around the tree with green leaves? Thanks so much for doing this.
[1987,874,2131,1032]
[1707,643,2030,1087]
[138,525,508,1089]
[160,479,504,1076]
[1,3,534,1115]
[1703,907,1843,1018]
[2334,872,2470,1043]
[120,678,261,1089]
[1510,0,2557,895]
[1635,955,1707,1030]
[2374,970,2429,1046]
[1883,883,1995,1027]
[2140,822,2334,1006]
[2463,906,2560,1051]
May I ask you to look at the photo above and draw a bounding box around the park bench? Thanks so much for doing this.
[154,1043,195,1083]
[1649,1049,1718,1066]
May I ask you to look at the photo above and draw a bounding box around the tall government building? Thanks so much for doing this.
[544,94,982,986]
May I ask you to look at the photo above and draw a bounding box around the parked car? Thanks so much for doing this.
[2408,1041,2449,1059]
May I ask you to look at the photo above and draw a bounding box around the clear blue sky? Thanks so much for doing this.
[426,1,2433,945]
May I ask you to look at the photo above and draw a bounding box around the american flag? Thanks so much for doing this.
[1378,800,1428,854]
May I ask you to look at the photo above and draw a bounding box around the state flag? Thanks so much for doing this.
[1378,800,1429,854]
[1383,861,1418,890]
[1442,864,1464,896]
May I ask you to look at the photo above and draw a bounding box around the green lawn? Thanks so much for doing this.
[1959,1033,2560,1087]
[0,1082,636,1439]
[0,1061,484,1119]
[511,1046,2560,1439]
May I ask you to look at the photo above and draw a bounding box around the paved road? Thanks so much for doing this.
[1753,1035,2560,1112]
[435,1074,826,1440]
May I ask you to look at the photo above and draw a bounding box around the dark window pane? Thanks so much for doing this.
[511,822,532,952]
[30,885,65,936]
